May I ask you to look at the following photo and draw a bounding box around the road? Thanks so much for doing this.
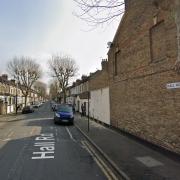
[0,102,115,180]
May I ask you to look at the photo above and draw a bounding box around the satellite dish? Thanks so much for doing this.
[107,41,112,48]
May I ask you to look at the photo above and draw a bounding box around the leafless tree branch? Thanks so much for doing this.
[48,54,78,102]
[73,0,125,27]
[7,56,42,105]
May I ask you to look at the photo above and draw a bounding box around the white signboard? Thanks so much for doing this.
[166,82,180,89]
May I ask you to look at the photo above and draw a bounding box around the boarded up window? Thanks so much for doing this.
[150,21,166,62]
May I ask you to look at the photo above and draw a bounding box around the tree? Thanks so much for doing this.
[49,80,60,101]
[48,54,78,103]
[7,56,42,106]
[73,0,125,27]
[33,81,47,100]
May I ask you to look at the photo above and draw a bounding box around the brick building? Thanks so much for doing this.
[68,59,110,123]
[89,59,110,124]
[108,0,180,153]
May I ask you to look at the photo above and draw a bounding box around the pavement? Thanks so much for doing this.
[75,114,180,180]
[0,113,25,122]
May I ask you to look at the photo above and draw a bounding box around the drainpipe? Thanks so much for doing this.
[174,0,180,73]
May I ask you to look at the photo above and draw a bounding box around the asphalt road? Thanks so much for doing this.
[0,102,110,180]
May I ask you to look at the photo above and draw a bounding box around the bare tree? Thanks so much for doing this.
[33,81,47,100]
[48,54,78,103]
[73,0,125,27]
[7,56,42,106]
[49,80,60,101]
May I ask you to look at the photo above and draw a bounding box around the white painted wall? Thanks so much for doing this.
[66,96,74,104]
[90,87,110,125]
[7,105,14,114]
[74,95,88,115]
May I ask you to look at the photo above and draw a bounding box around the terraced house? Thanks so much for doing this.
[67,60,110,124]
[108,0,180,153]
[0,74,41,115]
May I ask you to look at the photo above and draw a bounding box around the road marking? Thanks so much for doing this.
[31,133,55,160]
[136,156,163,167]
[66,127,76,142]
[82,141,118,180]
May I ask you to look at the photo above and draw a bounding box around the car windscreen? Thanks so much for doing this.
[56,105,72,112]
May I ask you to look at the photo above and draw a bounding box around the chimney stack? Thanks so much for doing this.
[101,59,108,71]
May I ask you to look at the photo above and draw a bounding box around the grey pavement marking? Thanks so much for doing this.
[136,156,163,167]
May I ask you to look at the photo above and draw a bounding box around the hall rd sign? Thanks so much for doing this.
[166,82,180,89]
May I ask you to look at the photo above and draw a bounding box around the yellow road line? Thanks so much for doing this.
[82,140,118,180]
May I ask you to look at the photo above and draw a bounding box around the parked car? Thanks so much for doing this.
[54,104,74,125]
[33,102,41,108]
[52,103,60,111]
[22,106,34,114]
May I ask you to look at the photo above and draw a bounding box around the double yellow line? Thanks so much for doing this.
[81,140,119,180]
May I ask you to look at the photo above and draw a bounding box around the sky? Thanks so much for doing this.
[0,0,121,85]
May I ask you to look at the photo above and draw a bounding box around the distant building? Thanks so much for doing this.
[0,74,41,114]
[68,59,110,124]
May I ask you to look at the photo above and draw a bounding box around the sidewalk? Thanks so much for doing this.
[0,112,25,122]
[75,114,180,180]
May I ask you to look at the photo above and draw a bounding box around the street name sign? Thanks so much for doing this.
[166,82,180,89]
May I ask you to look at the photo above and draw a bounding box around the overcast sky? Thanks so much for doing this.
[0,0,121,84]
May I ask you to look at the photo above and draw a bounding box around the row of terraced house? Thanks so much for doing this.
[65,0,180,154]
[0,74,43,115]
